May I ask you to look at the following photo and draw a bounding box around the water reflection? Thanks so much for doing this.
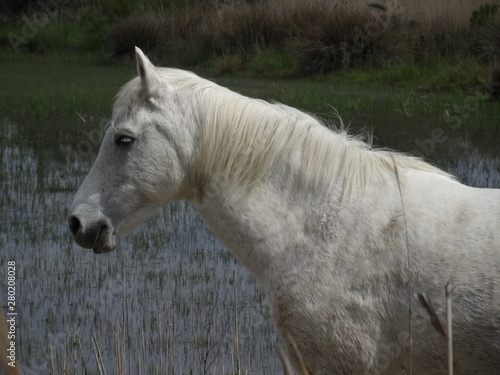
[444,138,500,188]
[1,118,277,374]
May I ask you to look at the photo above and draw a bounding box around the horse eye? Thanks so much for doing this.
[115,135,135,145]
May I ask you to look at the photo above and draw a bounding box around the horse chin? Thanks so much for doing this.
[93,246,115,254]
[92,223,117,254]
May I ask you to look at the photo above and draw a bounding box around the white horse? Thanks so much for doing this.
[69,48,500,374]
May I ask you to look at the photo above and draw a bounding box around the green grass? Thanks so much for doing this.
[0,55,133,118]
[0,55,134,147]
[247,48,299,77]
[1,54,498,155]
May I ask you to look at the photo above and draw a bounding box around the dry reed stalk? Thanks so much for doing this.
[49,344,55,375]
[289,335,310,375]
[157,309,165,375]
[390,155,414,374]
[232,270,241,375]
[416,293,447,338]
[278,345,295,375]
[446,283,455,375]
[0,306,21,375]
[92,330,107,375]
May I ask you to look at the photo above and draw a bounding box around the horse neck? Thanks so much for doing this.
[188,94,352,282]
[188,86,352,199]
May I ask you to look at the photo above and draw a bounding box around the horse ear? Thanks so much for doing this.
[135,47,161,95]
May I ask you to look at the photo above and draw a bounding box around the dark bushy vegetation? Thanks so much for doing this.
[101,0,500,77]
[287,3,407,74]
[1,0,499,84]
[104,15,171,62]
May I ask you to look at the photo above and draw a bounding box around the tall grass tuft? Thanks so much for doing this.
[288,1,407,75]
[203,2,288,55]
[473,21,500,62]
[105,14,172,62]
[470,3,500,62]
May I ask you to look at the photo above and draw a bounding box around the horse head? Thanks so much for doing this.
[68,48,196,253]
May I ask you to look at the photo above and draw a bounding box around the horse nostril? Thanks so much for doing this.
[68,215,81,237]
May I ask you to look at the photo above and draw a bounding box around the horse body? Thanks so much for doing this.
[68,48,500,374]
[200,164,500,374]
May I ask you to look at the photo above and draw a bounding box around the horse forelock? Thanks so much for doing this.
[112,68,454,196]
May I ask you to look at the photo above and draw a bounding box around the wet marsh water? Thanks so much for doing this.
[1,62,500,374]
[2,115,276,374]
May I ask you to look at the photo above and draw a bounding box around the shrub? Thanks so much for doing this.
[472,21,500,62]
[99,0,145,21]
[104,14,171,62]
[202,2,288,55]
[470,3,498,29]
[470,3,500,62]
[492,65,500,100]
[287,2,407,75]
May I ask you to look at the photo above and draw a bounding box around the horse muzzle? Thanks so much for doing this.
[68,214,116,254]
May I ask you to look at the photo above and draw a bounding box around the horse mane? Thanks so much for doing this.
[114,68,453,196]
